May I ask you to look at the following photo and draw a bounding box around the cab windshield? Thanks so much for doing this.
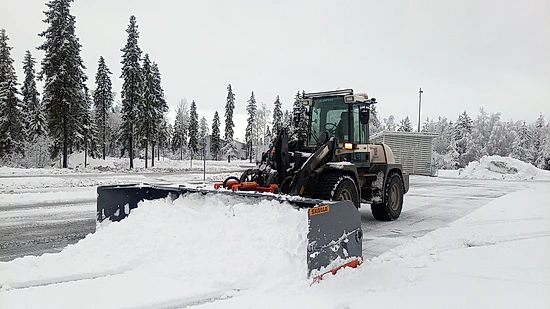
[308,96,349,145]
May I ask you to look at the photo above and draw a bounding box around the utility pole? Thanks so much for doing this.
[203,136,207,182]
[417,87,423,132]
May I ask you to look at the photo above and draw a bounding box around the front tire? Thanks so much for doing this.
[371,173,404,221]
[314,173,360,208]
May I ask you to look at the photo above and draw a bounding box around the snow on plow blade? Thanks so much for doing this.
[96,184,363,279]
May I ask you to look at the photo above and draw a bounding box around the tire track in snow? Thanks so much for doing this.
[129,289,243,309]
[0,267,133,291]
[0,203,95,262]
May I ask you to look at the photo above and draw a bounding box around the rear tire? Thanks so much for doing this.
[313,173,360,208]
[371,173,404,221]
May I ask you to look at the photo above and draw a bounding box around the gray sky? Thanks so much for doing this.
[2,0,549,140]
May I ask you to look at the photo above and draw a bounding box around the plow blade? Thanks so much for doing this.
[97,184,363,279]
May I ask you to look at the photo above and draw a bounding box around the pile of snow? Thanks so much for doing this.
[0,193,310,308]
[0,166,89,176]
[457,155,550,180]
[0,175,152,192]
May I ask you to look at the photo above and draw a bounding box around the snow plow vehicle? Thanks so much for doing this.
[97,88,409,280]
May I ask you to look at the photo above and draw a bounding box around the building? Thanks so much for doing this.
[370,131,438,176]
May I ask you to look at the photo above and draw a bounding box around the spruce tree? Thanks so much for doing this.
[38,0,88,168]
[541,121,550,170]
[172,102,186,159]
[421,117,435,133]
[468,108,491,161]
[255,102,270,151]
[283,109,292,133]
[211,111,221,160]
[120,15,143,168]
[81,88,100,164]
[245,91,257,162]
[138,53,155,168]
[272,95,283,135]
[188,100,198,158]
[21,50,44,141]
[224,84,235,142]
[265,125,272,145]
[108,103,123,157]
[454,110,473,140]
[223,84,237,160]
[386,115,396,131]
[397,116,413,132]
[157,114,170,161]
[199,116,209,139]
[93,55,113,160]
[533,114,547,168]
[369,105,382,135]
[292,91,307,141]
[453,110,473,165]
[511,121,533,162]
[199,116,208,159]
[0,29,25,157]
[150,61,167,166]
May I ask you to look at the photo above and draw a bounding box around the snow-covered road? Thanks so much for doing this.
[0,175,548,309]
[0,171,538,263]
[361,175,529,259]
[0,171,240,261]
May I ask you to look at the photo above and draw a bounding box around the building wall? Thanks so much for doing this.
[371,132,437,176]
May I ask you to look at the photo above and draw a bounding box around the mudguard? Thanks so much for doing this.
[96,184,363,280]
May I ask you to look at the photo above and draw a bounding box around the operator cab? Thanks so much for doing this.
[301,89,376,148]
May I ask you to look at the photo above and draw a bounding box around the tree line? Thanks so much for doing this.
[369,109,550,170]
[0,1,171,169]
[1,0,548,170]
[0,0,300,168]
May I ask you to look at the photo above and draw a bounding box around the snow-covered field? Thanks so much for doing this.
[0,156,549,308]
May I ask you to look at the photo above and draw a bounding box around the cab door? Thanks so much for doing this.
[351,105,370,166]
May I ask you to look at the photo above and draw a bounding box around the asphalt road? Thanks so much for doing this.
[360,176,526,259]
[0,203,96,262]
[0,170,244,262]
[0,174,536,262]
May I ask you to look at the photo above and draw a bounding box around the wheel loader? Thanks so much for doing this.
[97,88,409,280]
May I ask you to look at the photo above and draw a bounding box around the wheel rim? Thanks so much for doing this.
[389,183,400,211]
[339,188,353,201]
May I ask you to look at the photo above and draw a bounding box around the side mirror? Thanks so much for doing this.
[301,99,312,106]
[360,107,370,124]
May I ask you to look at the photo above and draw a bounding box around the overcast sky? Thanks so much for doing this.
[2,0,549,140]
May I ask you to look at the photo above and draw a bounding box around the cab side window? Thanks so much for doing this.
[353,106,366,144]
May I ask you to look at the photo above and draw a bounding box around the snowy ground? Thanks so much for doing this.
[0,157,549,308]
[0,160,252,262]
[1,152,256,175]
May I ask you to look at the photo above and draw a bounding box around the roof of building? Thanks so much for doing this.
[371,131,439,140]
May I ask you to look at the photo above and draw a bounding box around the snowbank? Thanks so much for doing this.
[63,152,256,173]
[457,156,550,180]
[0,152,256,176]
[0,194,310,309]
